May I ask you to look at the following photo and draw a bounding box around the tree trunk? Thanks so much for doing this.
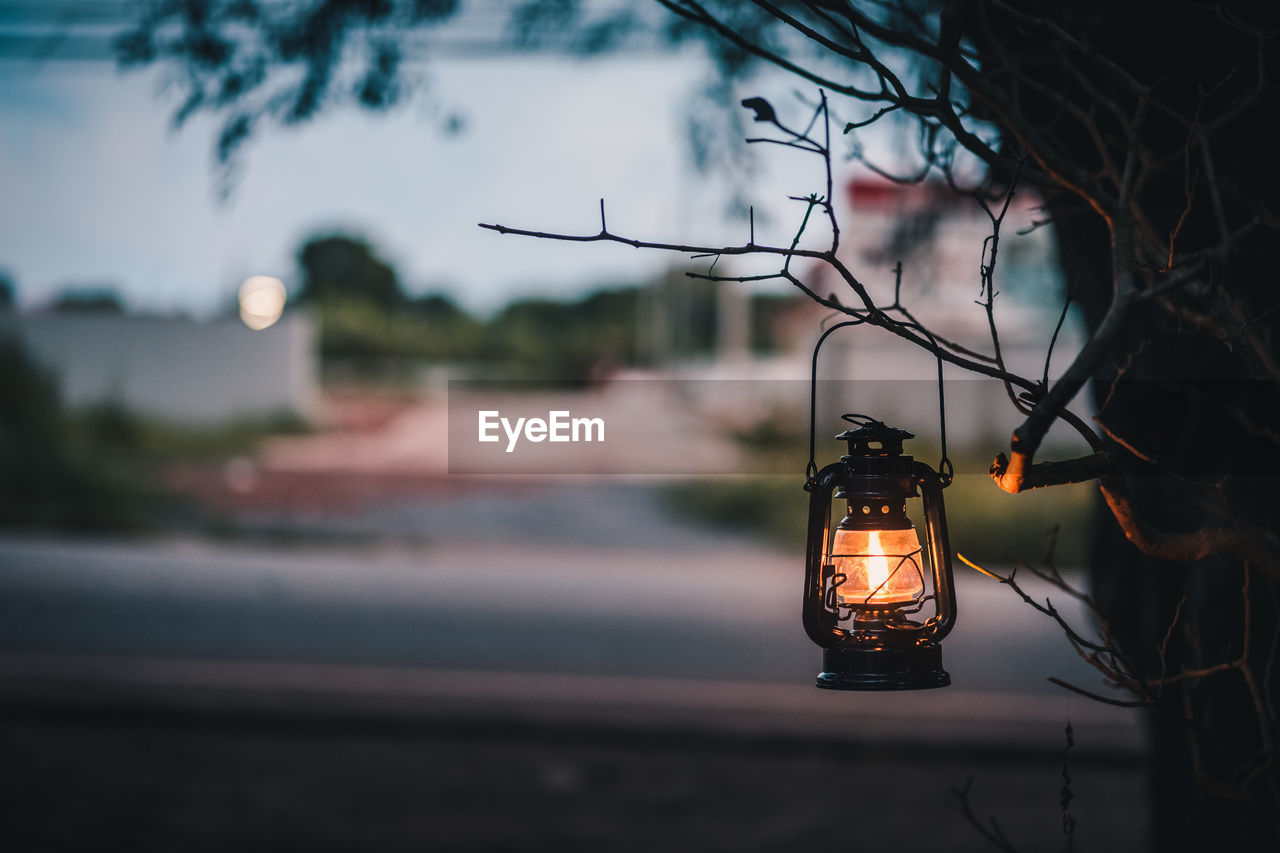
[968,2,1280,847]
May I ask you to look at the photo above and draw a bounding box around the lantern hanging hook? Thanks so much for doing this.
[804,319,953,488]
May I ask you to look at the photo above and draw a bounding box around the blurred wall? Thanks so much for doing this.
[8,313,318,424]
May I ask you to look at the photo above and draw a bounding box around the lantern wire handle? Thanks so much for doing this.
[805,320,865,487]
[804,318,953,488]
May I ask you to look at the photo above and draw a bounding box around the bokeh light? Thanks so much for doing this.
[238,275,287,330]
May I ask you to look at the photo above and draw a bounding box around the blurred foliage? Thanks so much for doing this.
[487,288,643,381]
[112,1,679,169]
[297,234,403,308]
[49,288,127,314]
[665,442,1094,568]
[0,339,156,530]
[298,232,792,381]
[312,278,797,381]
[114,0,468,164]
[312,293,485,361]
[314,284,649,380]
[0,336,310,532]
[296,232,486,366]
[81,410,312,464]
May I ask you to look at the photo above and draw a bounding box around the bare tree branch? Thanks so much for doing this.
[1100,478,1280,583]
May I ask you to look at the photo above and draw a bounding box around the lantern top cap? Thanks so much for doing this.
[835,416,913,456]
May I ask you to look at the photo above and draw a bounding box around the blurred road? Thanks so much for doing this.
[0,495,1140,754]
[0,481,1147,851]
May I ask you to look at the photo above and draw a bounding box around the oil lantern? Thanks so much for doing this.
[803,417,957,690]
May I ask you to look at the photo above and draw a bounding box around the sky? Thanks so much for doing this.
[0,45,842,318]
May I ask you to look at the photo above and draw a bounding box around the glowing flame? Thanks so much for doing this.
[866,530,891,600]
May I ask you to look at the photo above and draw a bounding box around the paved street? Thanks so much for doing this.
[0,504,1140,752]
[0,481,1146,851]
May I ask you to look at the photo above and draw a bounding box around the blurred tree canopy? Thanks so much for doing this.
[115,0,459,163]
[49,287,127,314]
[111,0,754,181]
[297,234,404,307]
[296,232,783,375]
[489,291,636,379]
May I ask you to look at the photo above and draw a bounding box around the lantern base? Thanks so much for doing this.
[816,640,950,690]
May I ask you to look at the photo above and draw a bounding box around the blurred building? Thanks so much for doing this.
[4,312,319,425]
